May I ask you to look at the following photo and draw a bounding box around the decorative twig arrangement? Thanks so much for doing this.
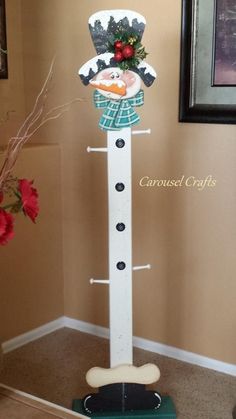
[0,60,82,191]
[0,60,83,245]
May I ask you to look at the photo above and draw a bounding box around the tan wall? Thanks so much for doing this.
[1,0,236,365]
[0,1,64,342]
[0,0,25,142]
[0,145,64,342]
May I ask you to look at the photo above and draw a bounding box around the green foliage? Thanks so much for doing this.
[107,31,148,70]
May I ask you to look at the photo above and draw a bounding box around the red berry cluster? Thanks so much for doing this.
[114,40,135,63]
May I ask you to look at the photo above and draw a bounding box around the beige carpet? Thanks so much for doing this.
[0,328,235,419]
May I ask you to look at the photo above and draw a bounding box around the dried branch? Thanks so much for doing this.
[0,60,83,191]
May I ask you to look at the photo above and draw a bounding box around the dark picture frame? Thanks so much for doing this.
[179,0,236,124]
[0,0,8,79]
[213,0,236,86]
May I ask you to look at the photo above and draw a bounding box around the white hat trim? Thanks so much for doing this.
[89,9,146,31]
[137,61,157,79]
[79,53,113,78]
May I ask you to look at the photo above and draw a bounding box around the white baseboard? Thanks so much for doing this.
[2,317,65,354]
[2,316,236,377]
[132,335,236,377]
[64,317,109,339]
[63,317,236,377]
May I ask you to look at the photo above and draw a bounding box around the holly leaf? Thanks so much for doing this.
[135,42,142,49]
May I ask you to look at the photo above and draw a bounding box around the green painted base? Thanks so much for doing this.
[72,396,176,418]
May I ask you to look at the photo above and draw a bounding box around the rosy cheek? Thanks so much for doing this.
[122,72,136,87]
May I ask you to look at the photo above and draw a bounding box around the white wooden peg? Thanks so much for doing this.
[132,129,151,135]
[87,146,108,153]
[90,279,110,285]
[133,264,151,271]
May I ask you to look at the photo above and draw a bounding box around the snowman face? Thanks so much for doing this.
[90,67,141,100]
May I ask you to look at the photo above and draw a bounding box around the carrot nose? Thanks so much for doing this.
[89,79,126,96]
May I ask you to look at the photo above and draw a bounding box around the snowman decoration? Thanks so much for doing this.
[79,9,156,131]
[76,10,165,416]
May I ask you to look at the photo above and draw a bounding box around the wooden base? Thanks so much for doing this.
[72,396,176,418]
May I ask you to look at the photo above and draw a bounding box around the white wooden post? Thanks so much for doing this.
[82,125,164,415]
[88,128,152,369]
[107,127,133,367]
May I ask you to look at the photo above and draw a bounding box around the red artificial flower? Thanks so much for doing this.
[18,179,39,223]
[0,209,14,245]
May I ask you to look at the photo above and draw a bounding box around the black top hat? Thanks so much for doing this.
[79,10,157,87]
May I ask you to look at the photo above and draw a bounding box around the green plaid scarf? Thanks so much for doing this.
[94,90,144,131]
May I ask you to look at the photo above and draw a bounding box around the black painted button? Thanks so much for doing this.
[117,261,126,270]
[116,223,125,232]
[116,139,125,148]
[115,183,125,192]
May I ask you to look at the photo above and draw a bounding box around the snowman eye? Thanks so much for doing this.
[110,72,120,79]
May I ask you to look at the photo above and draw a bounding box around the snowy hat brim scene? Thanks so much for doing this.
[78,10,157,87]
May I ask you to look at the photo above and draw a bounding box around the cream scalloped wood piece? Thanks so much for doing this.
[86,364,161,388]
